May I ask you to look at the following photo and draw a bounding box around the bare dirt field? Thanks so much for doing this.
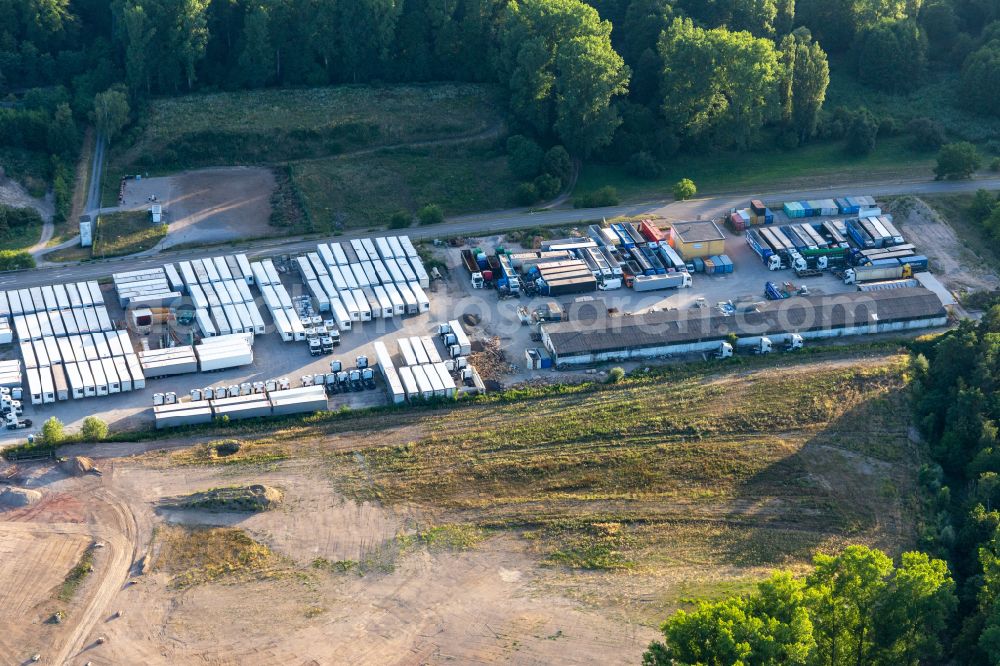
[888,197,1000,294]
[121,167,275,249]
[0,172,53,221]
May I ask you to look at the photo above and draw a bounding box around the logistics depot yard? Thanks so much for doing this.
[0,194,960,441]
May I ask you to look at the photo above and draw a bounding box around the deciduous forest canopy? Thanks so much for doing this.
[3,0,1000,168]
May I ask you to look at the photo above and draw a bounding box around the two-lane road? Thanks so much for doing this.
[5,174,1000,290]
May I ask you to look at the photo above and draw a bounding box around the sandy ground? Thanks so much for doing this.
[0,172,54,221]
[121,167,275,249]
[889,197,1000,294]
[0,449,659,665]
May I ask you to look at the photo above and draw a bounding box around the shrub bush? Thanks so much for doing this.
[907,117,946,151]
[533,173,562,200]
[543,145,573,183]
[515,182,539,206]
[672,178,697,201]
[573,186,619,208]
[506,135,544,180]
[417,204,444,225]
[0,250,35,271]
[80,416,109,441]
[935,141,982,180]
[607,367,626,383]
[389,210,411,229]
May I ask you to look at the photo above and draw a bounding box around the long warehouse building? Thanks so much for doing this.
[540,288,948,365]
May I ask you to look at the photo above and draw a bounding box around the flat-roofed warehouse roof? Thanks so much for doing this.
[542,288,946,361]
[671,220,726,243]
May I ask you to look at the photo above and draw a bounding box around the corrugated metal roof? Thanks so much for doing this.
[544,288,945,356]
[672,220,726,243]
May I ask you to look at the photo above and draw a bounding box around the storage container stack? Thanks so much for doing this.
[391,334,458,402]
[173,255,266,339]
[702,255,734,275]
[138,346,199,378]
[1,281,144,404]
[153,381,328,429]
[194,333,254,372]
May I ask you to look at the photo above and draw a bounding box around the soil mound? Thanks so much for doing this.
[0,486,42,508]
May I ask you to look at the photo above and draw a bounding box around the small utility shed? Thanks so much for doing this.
[670,220,726,259]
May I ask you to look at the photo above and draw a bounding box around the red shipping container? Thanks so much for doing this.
[638,219,668,243]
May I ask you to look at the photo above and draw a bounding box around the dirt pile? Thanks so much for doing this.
[162,485,284,513]
[469,336,513,382]
[0,486,42,508]
[59,456,101,476]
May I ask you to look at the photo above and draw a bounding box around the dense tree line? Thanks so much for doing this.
[2,0,1000,178]
[644,309,1000,664]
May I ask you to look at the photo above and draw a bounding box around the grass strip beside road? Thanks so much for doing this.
[93,211,166,257]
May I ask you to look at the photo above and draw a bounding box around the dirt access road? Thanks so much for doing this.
[0,468,137,666]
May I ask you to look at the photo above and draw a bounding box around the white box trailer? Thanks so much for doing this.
[66,362,84,399]
[448,319,473,355]
[275,284,293,309]
[396,282,418,315]
[297,255,316,282]
[398,337,418,367]
[434,362,456,398]
[38,365,55,403]
[115,330,135,356]
[179,261,197,288]
[44,336,61,364]
[65,283,82,308]
[329,242,349,266]
[372,259,391,285]
[235,279,254,304]
[223,304,243,333]
[224,280,243,305]
[126,354,145,389]
[78,359,96,396]
[361,238,378,260]
[410,364,434,400]
[361,288,380,319]
[49,310,66,337]
[26,312,42,340]
[339,289,360,321]
[329,299,351,332]
[84,307,100,334]
[236,254,254,285]
[72,308,88,335]
[26,367,42,404]
[341,264,359,290]
[261,285,280,311]
[398,365,418,400]
[263,259,281,286]
[75,283,92,307]
[317,243,336,270]
[213,256,233,281]
[421,336,442,363]
[203,257,221,283]
[247,303,265,335]
[423,363,446,397]
[350,239,369,262]
[105,330,124,357]
[372,285,393,318]
[398,258,416,284]
[225,255,241,281]
[351,289,372,321]
[361,261,378,286]
[80,334,98,361]
[307,280,330,312]
[8,290,23,315]
[18,288,34,313]
[165,263,185,293]
[388,236,405,259]
[409,282,430,313]
[42,285,57,310]
[308,253,327,280]
[268,385,328,416]
[0,292,9,317]
[20,340,37,369]
[32,339,49,367]
[375,236,392,260]
[57,337,76,364]
[271,307,294,342]
[212,306,232,335]
[385,258,406,284]
[251,262,271,286]
[350,263,369,288]
[93,332,112,359]
[114,356,132,392]
[235,302,256,335]
[214,281,233,306]
[96,306,113,332]
[401,235,418,258]
[29,287,44,312]
[101,357,121,393]
[87,281,102,306]
[90,359,108,396]
[196,309,216,337]
[328,264,349,292]
[410,336,430,365]
[287,309,307,340]
[53,283,69,308]
[62,309,79,336]
[37,311,53,338]
[383,283,404,316]
[196,342,253,372]
[189,283,209,310]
